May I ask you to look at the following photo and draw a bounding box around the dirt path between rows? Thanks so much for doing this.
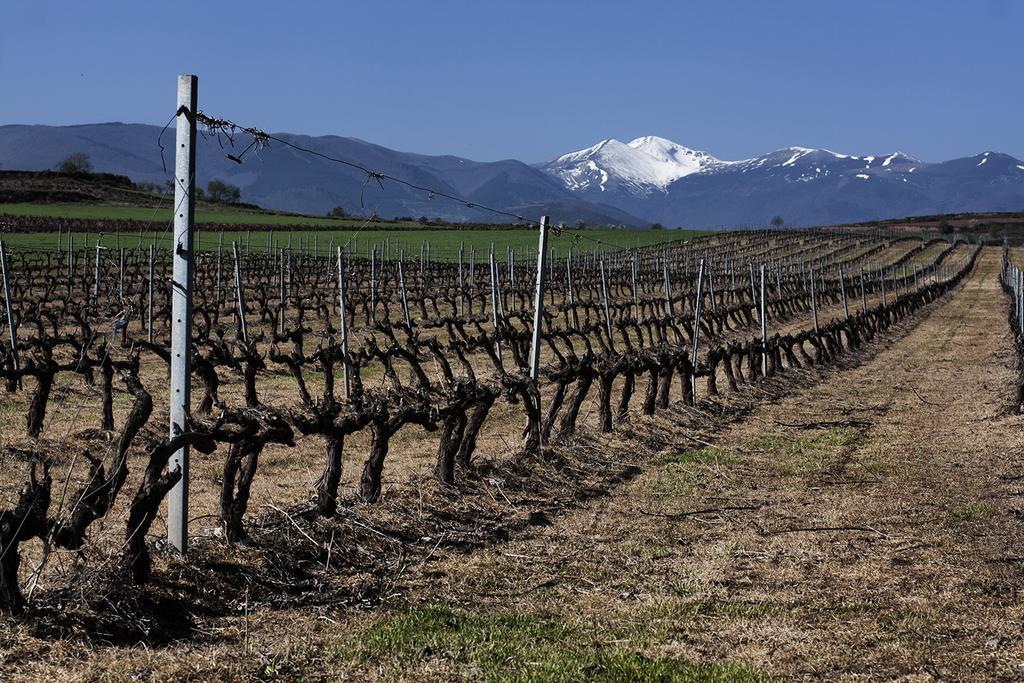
[381,248,1024,679]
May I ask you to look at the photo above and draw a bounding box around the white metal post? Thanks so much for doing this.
[232,241,248,343]
[631,250,638,319]
[748,263,757,324]
[0,241,19,374]
[489,252,502,360]
[147,244,155,342]
[760,264,767,376]
[458,242,465,317]
[168,74,197,554]
[370,246,377,321]
[860,266,867,313]
[528,216,549,380]
[278,248,286,334]
[215,229,224,305]
[398,258,412,332]
[810,265,819,335]
[664,261,674,319]
[599,255,614,350]
[839,264,849,320]
[567,251,579,327]
[690,258,706,402]
[93,241,102,300]
[336,247,351,399]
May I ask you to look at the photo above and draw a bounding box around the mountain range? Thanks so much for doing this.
[539,136,1024,227]
[1,123,1023,227]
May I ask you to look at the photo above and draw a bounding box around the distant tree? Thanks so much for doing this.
[163,179,175,195]
[939,221,954,234]
[575,219,587,229]
[327,206,348,218]
[650,222,664,231]
[56,152,92,175]
[770,215,785,230]
[206,179,241,204]
[418,215,430,224]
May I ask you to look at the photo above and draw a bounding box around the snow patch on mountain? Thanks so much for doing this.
[542,136,722,195]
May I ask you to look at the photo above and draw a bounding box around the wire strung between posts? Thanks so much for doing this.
[193,111,535,225]
[156,111,180,175]
[169,110,641,255]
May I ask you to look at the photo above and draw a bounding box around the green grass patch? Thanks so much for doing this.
[679,600,784,620]
[646,446,743,496]
[659,446,742,467]
[643,472,699,497]
[748,427,859,476]
[338,604,769,682]
[946,500,994,523]
[880,609,930,635]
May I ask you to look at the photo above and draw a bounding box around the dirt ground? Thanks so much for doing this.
[2,247,1020,680]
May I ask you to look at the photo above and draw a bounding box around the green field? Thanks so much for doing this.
[0,202,707,258]
[0,206,704,260]
[0,201,418,228]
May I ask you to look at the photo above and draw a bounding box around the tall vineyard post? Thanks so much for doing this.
[528,217,550,448]
[810,264,820,336]
[0,241,18,374]
[147,243,154,342]
[840,263,849,321]
[337,246,351,399]
[760,264,767,376]
[690,258,705,403]
[528,216,550,382]
[232,241,249,343]
[168,73,198,554]
[599,255,613,350]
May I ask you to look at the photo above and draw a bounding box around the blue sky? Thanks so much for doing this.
[1,1,1021,163]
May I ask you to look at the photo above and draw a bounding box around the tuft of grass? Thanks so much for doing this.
[749,427,859,476]
[336,604,770,682]
[646,446,744,496]
[659,446,742,467]
[647,598,785,621]
[880,609,930,636]
[946,500,994,523]
[626,543,676,560]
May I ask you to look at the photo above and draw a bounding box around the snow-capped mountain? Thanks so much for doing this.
[538,137,1024,226]
[539,136,723,196]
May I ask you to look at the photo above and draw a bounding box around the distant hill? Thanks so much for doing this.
[0,123,645,227]
[2,124,1023,228]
